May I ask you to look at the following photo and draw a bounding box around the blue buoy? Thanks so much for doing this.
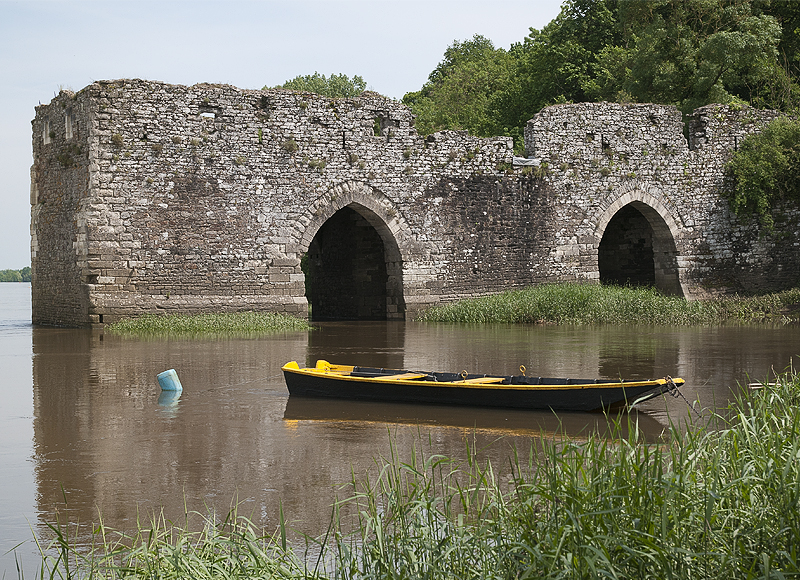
[157,369,183,392]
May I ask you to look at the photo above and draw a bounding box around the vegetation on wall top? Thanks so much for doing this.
[403,0,800,153]
[264,2,800,159]
[726,116,800,229]
[266,72,367,98]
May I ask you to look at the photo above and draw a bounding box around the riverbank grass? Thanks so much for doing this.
[35,368,800,579]
[418,282,800,324]
[107,311,311,338]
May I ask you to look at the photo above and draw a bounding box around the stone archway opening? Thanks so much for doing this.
[302,204,405,320]
[598,202,683,296]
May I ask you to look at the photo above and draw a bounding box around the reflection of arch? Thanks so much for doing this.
[594,189,685,297]
[300,182,408,320]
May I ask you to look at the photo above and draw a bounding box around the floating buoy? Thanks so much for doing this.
[157,369,183,392]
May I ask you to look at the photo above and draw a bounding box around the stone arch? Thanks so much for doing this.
[593,186,686,297]
[299,181,412,320]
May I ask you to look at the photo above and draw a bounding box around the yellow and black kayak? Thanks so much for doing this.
[282,360,685,412]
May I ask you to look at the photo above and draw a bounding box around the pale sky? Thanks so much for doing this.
[0,0,563,269]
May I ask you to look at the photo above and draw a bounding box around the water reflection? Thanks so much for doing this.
[283,397,669,442]
[31,327,312,538]
[23,320,800,567]
[306,320,407,370]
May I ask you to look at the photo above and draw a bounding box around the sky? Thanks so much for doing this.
[0,0,563,269]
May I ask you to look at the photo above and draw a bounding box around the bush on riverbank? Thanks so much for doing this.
[106,311,311,338]
[0,267,30,282]
[417,283,800,325]
[35,368,800,579]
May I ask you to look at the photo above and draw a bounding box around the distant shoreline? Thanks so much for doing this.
[0,268,30,282]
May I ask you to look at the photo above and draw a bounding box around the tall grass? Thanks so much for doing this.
[33,369,800,579]
[35,506,316,580]
[332,370,800,579]
[417,283,800,325]
[107,311,311,339]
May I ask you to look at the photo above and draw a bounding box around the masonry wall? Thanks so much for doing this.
[524,102,800,297]
[31,80,518,325]
[30,92,95,325]
[31,81,800,327]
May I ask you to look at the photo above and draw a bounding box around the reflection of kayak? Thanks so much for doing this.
[281,360,685,412]
[282,396,669,441]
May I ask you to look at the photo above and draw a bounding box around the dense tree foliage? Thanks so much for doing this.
[726,116,800,228]
[0,267,30,282]
[404,0,800,153]
[612,1,786,112]
[402,35,516,139]
[267,72,367,98]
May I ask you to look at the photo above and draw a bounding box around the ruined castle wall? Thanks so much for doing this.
[420,174,558,298]
[32,80,518,325]
[524,102,800,297]
[685,105,799,294]
[31,82,800,327]
[31,91,95,325]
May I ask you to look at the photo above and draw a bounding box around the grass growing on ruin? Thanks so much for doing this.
[417,283,800,325]
[106,311,311,338]
[33,368,800,579]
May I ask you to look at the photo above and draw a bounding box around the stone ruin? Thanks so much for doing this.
[30,79,799,326]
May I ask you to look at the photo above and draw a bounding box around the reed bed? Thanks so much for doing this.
[34,369,800,579]
[35,507,313,580]
[106,311,311,338]
[333,370,800,579]
[417,283,800,325]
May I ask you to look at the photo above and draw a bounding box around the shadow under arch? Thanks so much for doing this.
[596,198,684,297]
[300,184,407,320]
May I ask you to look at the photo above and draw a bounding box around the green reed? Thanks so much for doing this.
[35,505,316,580]
[106,311,311,338]
[32,369,800,579]
[332,369,800,579]
[417,283,800,325]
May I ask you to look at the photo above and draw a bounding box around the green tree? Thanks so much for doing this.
[404,0,800,153]
[510,0,787,116]
[267,72,367,98]
[496,0,622,148]
[755,0,800,110]
[726,116,800,229]
[20,266,31,282]
[403,3,624,150]
[0,269,23,282]
[403,35,516,139]
[613,0,785,114]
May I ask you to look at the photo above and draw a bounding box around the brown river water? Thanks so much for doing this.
[1,283,799,575]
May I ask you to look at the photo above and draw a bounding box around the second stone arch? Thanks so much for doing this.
[593,189,687,297]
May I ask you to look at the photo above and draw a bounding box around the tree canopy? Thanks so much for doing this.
[403,0,800,153]
[402,35,516,139]
[0,267,30,282]
[267,72,367,98]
